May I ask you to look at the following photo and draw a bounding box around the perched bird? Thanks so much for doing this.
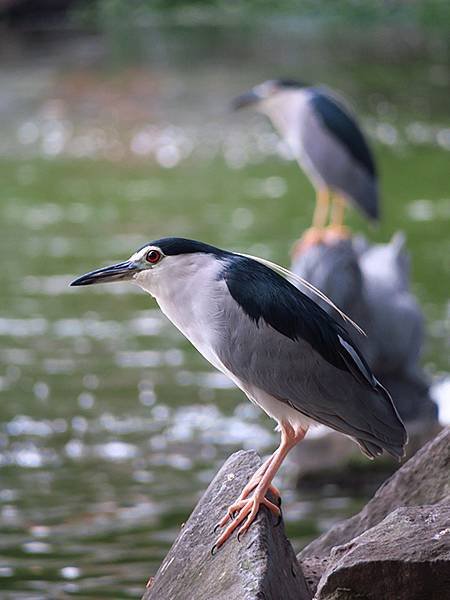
[71,237,406,550]
[232,80,379,252]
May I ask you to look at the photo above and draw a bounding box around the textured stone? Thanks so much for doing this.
[315,505,450,600]
[299,427,449,559]
[298,428,450,594]
[300,555,330,596]
[143,450,311,600]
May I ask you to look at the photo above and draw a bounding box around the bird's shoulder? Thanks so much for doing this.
[220,255,374,387]
[307,87,376,177]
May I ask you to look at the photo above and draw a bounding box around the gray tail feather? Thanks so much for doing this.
[357,380,408,461]
[356,438,382,459]
[357,438,405,461]
[374,380,408,449]
[357,179,379,221]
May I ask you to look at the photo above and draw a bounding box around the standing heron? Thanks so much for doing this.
[71,237,406,550]
[232,80,379,252]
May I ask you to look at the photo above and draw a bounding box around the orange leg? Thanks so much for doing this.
[293,188,329,257]
[212,423,308,553]
[325,195,350,242]
[215,453,281,532]
[312,187,331,229]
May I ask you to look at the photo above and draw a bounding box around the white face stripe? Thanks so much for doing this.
[130,245,165,263]
[254,81,276,97]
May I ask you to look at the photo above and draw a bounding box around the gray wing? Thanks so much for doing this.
[214,295,405,459]
[298,91,379,220]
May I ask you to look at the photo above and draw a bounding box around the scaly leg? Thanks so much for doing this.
[215,452,281,531]
[212,423,307,552]
[293,188,329,256]
[325,195,350,242]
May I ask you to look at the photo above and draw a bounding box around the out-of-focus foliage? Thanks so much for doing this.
[73,0,450,29]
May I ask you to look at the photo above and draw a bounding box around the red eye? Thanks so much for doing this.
[146,249,162,264]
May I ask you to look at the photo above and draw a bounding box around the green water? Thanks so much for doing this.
[0,21,449,599]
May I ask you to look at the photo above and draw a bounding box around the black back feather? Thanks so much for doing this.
[310,90,376,178]
[222,255,375,388]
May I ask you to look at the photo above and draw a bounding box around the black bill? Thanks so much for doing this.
[231,90,262,110]
[70,260,137,286]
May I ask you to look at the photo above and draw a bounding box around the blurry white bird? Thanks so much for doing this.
[233,79,379,253]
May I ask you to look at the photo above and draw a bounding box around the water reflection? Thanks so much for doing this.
[0,21,449,600]
[8,92,450,167]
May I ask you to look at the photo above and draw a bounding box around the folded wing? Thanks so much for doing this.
[217,257,407,459]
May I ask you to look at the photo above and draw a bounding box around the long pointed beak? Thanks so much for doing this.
[231,90,262,110]
[70,260,138,286]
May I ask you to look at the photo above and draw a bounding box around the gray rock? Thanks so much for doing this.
[298,428,450,594]
[315,504,450,600]
[300,555,330,597]
[299,427,449,559]
[143,450,311,600]
[358,232,425,377]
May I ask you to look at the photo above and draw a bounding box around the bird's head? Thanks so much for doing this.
[70,237,228,295]
[231,79,306,111]
[71,236,364,337]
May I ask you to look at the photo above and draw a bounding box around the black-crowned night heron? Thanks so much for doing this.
[232,80,379,253]
[71,237,406,551]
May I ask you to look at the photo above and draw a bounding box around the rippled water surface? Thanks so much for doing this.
[0,20,449,599]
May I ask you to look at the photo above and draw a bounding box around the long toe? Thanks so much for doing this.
[213,494,281,551]
[236,495,280,540]
[239,476,281,504]
[214,498,248,531]
[213,499,253,550]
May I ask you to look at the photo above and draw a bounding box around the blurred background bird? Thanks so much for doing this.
[71,237,407,550]
[233,79,379,254]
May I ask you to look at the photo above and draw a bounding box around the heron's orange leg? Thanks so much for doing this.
[293,188,329,256]
[237,451,282,499]
[325,196,350,242]
[212,424,307,552]
[312,188,331,229]
[216,453,281,530]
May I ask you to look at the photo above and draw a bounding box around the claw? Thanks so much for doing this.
[274,509,283,527]
[213,522,221,534]
[211,544,218,556]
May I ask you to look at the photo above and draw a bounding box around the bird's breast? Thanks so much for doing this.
[146,258,230,375]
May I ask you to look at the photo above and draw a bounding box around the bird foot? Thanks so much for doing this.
[239,475,281,504]
[212,490,281,552]
[323,225,351,244]
[292,227,325,257]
